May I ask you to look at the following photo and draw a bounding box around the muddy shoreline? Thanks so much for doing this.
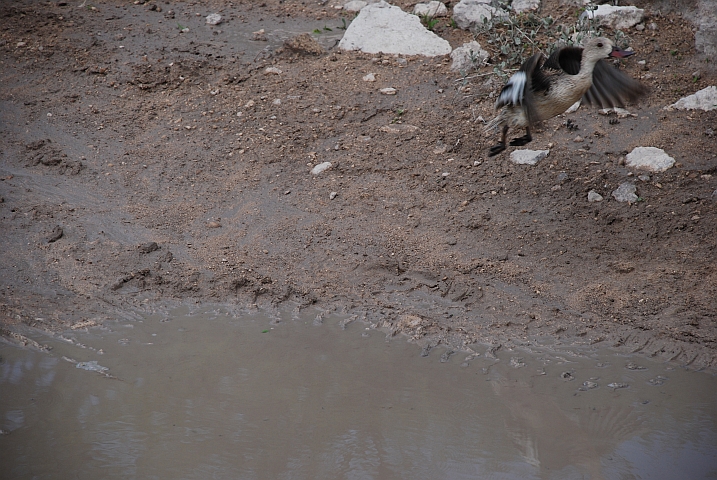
[1,0,715,369]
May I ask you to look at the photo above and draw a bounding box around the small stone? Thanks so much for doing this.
[207,221,222,228]
[329,191,338,200]
[272,98,281,105]
[362,73,376,82]
[252,29,267,41]
[635,23,645,31]
[512,0,540,13]
[380,87,397,95]
[413,1,448,18]
[581,5,645,30]
[344,0,368,12]
[46,225,63,243]
[565,100,581,113]
[379,124,418,133]
[510,149,549,165]
[16,41,26,47]
[311,161,332,175]
[557,171,569,183]
[138,241,159,253]
[638,174,651,182]
[264,67,282,75]
[551,185,562,191]
[205,13,222,25]
[450,41,489,72]
[626,147,675,172]
[573,135,584,143]
[588,190,603,202]
[612,182,638,203]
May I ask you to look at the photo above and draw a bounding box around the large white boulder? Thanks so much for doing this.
[339,1,452,56]
[453,0,508,30]
[581,5,645,30]
[665,86,717,111]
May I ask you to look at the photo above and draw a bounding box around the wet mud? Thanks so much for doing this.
[0,0,716,370]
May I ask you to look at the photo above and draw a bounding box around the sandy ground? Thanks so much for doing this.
[1,0,715,368]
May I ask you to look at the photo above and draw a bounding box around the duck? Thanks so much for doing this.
[485,37,647,156]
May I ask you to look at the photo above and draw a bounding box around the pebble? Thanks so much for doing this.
[205,13,222,25]
[588,190,604,202]
[638,174,651,181]
[362,73,376,82]
[311,161,332,175]
[264,67,282,75]
[272,98,281,105]
[329,191,338,200]
[46,225,64,243]
[607,382,629,390]
[612,182,638,203]
[379,87,397,95]
[207,221,222,228]
[573,135,584,143]
[510,149,549,166]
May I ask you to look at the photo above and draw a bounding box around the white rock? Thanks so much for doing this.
[379,87,397,95]
[362,73,376,82]
[453,0,508,30]
[344,0,368,12]
[581,5,645,30]
[510,149,549,165]
[272,98,281,105]
[588,190,604,202]
[666,86,717,111]
[512,0,540,13]
[339,1,452,56]
[612,182,638,203]
[311,162,333,175]
[565,100,581,113]
[414,1,448,18]
[450,41,489,71]
[625,147,675,173]
[330,191,338,200]
[205,13,222,25]
[264,67,282,75]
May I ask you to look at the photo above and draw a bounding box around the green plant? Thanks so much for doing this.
[338,18,348,30]
[312,28,321,34]
[323,25,332,32]
[420,14,439,32]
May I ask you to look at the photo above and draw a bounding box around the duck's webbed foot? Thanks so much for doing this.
[509,128,532,146]
[489,142,506,156]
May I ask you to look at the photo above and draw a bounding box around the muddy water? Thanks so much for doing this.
[1,308,716,479]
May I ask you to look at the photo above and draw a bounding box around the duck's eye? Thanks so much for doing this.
[597,42,603,47]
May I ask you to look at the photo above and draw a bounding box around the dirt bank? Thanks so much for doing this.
[1,0,715,368]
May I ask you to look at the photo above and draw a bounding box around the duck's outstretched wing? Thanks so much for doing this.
[495,53,543,125]
[583,59,648,108]
[543,46,583,75]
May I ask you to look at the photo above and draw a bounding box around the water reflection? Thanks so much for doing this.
[1,308,716,479]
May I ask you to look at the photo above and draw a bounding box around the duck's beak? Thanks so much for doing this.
[609,45,635,58]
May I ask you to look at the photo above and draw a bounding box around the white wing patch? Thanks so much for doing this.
[496,71,527,108]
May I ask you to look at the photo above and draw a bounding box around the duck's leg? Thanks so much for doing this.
[509,127,532,146]
[489,125,508,156]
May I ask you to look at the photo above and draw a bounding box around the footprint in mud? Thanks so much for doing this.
[625,362,647,370]
[561,371,575,381]
[607,382,629,390]
[509,357,525,368]
[578,381,599,391]
[647,376,668,386]
[440,350,456,363]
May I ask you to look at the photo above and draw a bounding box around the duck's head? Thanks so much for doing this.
[584,37,635,62]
